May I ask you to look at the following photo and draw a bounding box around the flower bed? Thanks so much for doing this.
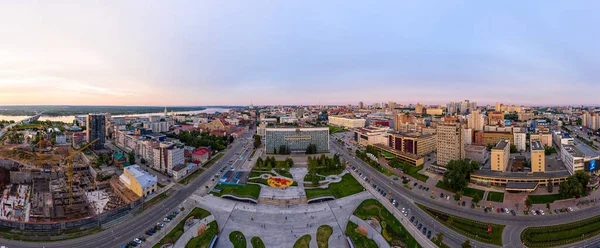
[267,177,294,188]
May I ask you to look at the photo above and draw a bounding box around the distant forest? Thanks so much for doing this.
[0,105,209,116]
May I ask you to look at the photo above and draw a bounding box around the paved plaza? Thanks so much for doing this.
[194,191,374,248]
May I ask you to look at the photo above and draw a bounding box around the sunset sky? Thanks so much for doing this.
[1,1,599,106]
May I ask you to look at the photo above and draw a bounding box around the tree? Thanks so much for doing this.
[307,156,319,185]
[546,202,551,210]
[442,159,479,192]
[128,151,136,164]
[140,158,147,165]
[285,158,294,169]
[462,239,472,248]
[306,144,317,154]
[253,135,261,149]
[547,179,553,193]
[472,194,481,205]
[436,232,444,244]
[256,157,264,169]
[510,144,517,153]
[577,118,583,126]
[525,197,532,210]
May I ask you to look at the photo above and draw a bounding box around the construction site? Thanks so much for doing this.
[0,127,139,223]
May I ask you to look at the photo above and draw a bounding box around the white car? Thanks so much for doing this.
[134,238,142,244]
[531,211,537,215]
[568,207,574,212]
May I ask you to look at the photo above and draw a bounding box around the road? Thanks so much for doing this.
[329,137,600,248]
[0,128,255,248]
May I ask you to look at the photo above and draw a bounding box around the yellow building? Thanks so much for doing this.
[530,132,552,147]
[436,123,464,167]
[119,165,158,197]
[531,140,545,172]
[491,139,510,171]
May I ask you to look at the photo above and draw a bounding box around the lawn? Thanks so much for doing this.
[435,181,454,192]
[381,150,396,159]
[528,194,562,204]
[180,153,225,185]
[154,207,212,248]
[328,125,347,134]
[521,214,600,247]
[212,184,261,200]
[463,187,485,200]
[303,174,326,183]
[345,221,378,248]
[417,203,504,246]
[229,231,246,248]
[486,192,505,203]
[353,199,421,248]
[250,237,266,248]
[305,174,364,200]
[275,167,293,178]
[317,225,333,248]
[185,221,218,248]
[403,165,429,182]
[293,234,312,248]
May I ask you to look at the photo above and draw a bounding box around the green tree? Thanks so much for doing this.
[285,158,294,169]
[472,194,481,204]
[442,159,479,192]
[436,232,444,244]
[576,118,582,126]
[510,144,517,153]
[546,202,551,210]
[256,157,264,169]
[140,158,147,165]
[253,135,261,149]
[128,151,136,164]
[462,239,472,248]
[547,179,553,193]
[525,197,532,210]
[308,156,319,185]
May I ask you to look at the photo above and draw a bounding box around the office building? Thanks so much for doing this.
[468,110,484,131]
[86,113,106,149]
[436,123,464,167]
[388,132,436,156]
[354,127,390,147]
[491,139,510,171]
[513,132,526,152]
[518,112,535,121]
[328,116,366,128]
[425,107,444,116]
[531,140,545,172]
[560,139,600,175]
[265,127,329,153]
[119,165,157,197]
[465,145,488,165]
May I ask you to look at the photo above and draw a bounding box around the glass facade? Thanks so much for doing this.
[265,127,329,153]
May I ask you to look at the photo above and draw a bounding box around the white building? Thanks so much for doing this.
[328,116,366,128]
[513,132,526,151]
[354,127,390,147]
[279,116,298,124]
[152,143,185,175]
[462,128,473,145]
[144,121,170,133]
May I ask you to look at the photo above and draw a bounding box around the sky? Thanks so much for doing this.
[0,1,599,106]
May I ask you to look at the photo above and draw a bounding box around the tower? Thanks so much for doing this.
[164,107,167,116]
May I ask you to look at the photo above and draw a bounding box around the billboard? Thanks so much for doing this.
[585,159,597,172]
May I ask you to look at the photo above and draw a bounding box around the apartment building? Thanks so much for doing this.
[491,139,510,172]
[530,132,552,147]
[513,132,526,152]
[436,123,464,167]
[467,110,484,131]
[531,140,545,172]
[153,143,185,175]
[475,131,514,146]
[86,113,106,149]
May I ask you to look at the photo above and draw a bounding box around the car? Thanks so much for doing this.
[383,192,387,197]
[535,210,541,215]
[164,217,171,222]
[484,208,488,213]
[410,216,415,222]
[422,227,427,235]
[394,201,399,207]
[568,207,574,212]
[540,210,545,215]
[505,208,510,214]
[414,220,418,226]
[134,238,142,244]
[128,241,138,247]
[393,177,398,180]
[446,196,450,200]
[554,209,559,214]
[462,201,466,206]
[413,182,418,186]
[157,222,165,228]
[417,223,422,230]
[471,203,475,208]
[427,230,432,239]
[511,210,516,216]
[497,208,501,213]
[440,193,444,198]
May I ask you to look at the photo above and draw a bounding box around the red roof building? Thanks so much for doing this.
[192,148,211,164]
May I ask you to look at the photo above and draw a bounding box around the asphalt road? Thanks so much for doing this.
[0,129,255,248]
[330,136,600,247]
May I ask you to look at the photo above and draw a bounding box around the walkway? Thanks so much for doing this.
[173,215,216,248]
[348,215,390,248]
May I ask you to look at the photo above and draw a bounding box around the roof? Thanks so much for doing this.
[192,148,210,156]
[531,140,544,151]
[472,170,571,179]
[172,164,186,172]
[493,139,509,150]
[125,165,157,189]
[113,153,125,160]
[505,182,539,190]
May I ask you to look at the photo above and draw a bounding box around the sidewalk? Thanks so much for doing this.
[173,215,216,248]
[348,215,390,248]
[145,200,195,248]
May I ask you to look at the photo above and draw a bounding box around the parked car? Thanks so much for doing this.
[462,201,466,206]
[531,210,537,215]
[511,210,516,216]
[422,227,427,235]
[410,216,415,222]
[417,223,422,230]
[427,230,432,239]
[134,238,143,244]
[497,208,501,213]
[554,209,559,214]
[568,207,574,212]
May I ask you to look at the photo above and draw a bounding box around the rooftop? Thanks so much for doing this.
[126,165,157,189]
[505,182,539,190]
[472,169,570,179]
[531,140,544,151]
[493,139,509,150]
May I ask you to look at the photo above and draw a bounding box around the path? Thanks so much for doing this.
[173,215,216,248]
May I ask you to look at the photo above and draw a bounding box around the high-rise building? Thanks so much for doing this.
[513,132,526,151]
[467,110,484,131]
[415,103,424,114]
[388,101,396,110]
[491,139,510,172]
[487,112,505,126]
[459,100,469,114]
[358,102,364,109]
[152,143,185,175]
[531,140,545,172]
[495,102,501,111]
[86,113,106,149]
[436,123,464,167]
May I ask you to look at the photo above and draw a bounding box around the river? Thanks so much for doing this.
[0,107,231,123]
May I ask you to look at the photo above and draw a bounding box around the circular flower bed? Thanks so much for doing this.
[267,177,294,188]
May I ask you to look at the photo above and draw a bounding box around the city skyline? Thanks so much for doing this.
[1,1,599,106]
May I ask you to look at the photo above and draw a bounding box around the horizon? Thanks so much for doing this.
[1,1,599,105]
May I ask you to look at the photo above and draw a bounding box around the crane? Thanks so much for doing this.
[63,138,99,206]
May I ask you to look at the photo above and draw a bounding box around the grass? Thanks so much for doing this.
[402,165,429,182]
[293,234,312,248]
[229,231,247,248]
[463,187,485,200]
[250,236,266,248]
[275,168,293,178]
[154,207,212,248]
[345,221,378,248]
[180,153,225,185]
[304,174,326,183]
[381,150,396,159]
[305,174,364,200]
[212,183,261,200]
[328,125,347,134]
[317,225,333,248]
[353,199,421,248]
[417,203,504,246]
[528,194,562,204]
[142,191,168,210]
[435,181,454,192]
[487,192,505,203]
[185,221,219,248]
[521,214,600,247]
